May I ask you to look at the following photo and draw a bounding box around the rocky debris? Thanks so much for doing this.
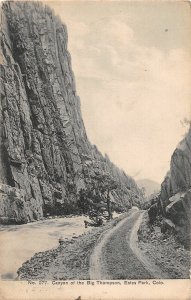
[58,238,65,245]
[138,213,190,279]
[0,1,143,224]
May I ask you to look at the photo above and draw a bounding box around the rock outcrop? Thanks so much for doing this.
[0,1,143,224]
[149,127,191,247]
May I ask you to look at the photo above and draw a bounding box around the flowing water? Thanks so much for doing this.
[0,215,92,280]
[0,213,121,280]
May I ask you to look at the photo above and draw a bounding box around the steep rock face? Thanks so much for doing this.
[0,1,142,224]
[155,127,191,247]
[160,127,191,211]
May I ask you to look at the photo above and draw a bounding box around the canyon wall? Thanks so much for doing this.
[149,127,191,247]
[0,1,142,224]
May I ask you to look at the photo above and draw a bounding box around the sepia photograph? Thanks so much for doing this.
[0,0,190,299]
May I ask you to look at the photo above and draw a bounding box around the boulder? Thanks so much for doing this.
[165,190,191,247]
[148,203,158,224]
[161,218,176,234]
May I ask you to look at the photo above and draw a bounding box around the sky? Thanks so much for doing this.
[47,1,191,183]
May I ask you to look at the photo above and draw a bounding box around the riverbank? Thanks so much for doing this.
[0,215,93,280]
[137,212,190,279]
[17,212,130,280]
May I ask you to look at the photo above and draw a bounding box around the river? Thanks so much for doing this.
[0,215,92,280]
[0,213,120,280]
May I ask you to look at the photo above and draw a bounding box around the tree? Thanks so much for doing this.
[95,172,118,220]
[80,169,119,220]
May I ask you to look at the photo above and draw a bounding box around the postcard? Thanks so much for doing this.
[0,1,190,299]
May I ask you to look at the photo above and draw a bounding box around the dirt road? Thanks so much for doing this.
[17,210,172,280]
[90,210,169,279]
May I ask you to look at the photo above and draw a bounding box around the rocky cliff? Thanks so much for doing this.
[149,127,191,247]
[0,1,142,224]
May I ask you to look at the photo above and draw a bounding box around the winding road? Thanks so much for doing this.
[90,209,169,279]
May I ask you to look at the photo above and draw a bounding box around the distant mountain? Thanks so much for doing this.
[137,179,160,196]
